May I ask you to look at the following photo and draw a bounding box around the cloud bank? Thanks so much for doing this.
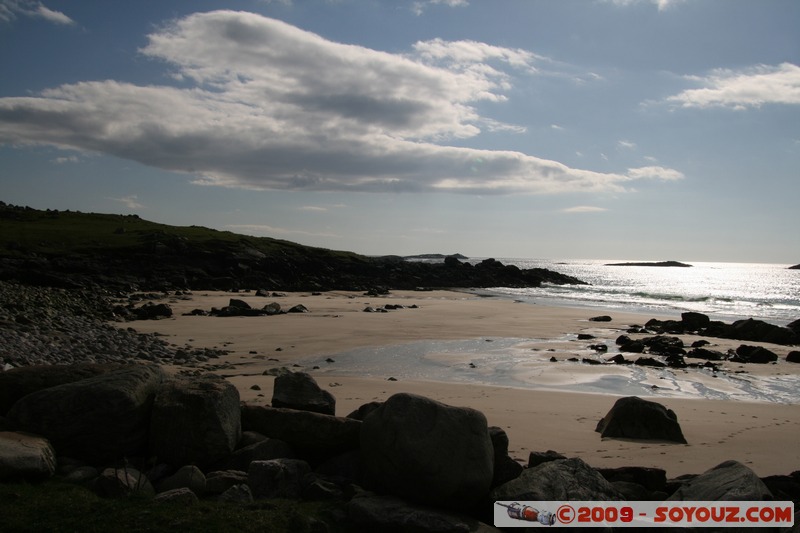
[0,10,682,195]
[667,63,800,109]
[0,0,74,25]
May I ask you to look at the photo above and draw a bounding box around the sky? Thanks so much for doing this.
[0,0,798,263]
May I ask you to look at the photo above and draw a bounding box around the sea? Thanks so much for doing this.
[305,258,800,403]
[477,259,800,327]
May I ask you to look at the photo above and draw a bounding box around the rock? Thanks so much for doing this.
[218,437,295,472]
[596,396,687,443]
[687,347,726,360]
[596,466,667,493]
[271,372,335,415]
[262,302,282,315]
[667,460,772,501]
[0,431,56,481]
[634,357,666,368]
[156,465,206,495]
[63,465,99,485]
[93,466,155,498]
[288,304,309,313]
[620,340,645,353]
[787,351,800,363]
[347,492,499,533]
[492,457,623,501]
[681,311,711,331]
[255,288,270,297]
[641,335,684,355]
[360,393,494,510]
[132,302,173,320]
[577,333,595,340]
[528,450,566,468]
[589,315,612,322]
[205,470,248,495]
[608,354,630,364]
[218,483,254,503]
[6,365,167,463]
[248,458,312,499]
[228,298,251,310]
[154,487,199,505]
[727,318,798,346]
[149,374,241,468]
[0,363,127,415]
[241,404,361,464]
[732,344,778,364]
[346,401,382,421]
[489,427,522,488]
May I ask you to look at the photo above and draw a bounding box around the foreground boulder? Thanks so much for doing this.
[667,460,772,501]
[0,431,56,481]
[596,396,687,444]
[271,371,335,415]
[241,404,360,464]
[0,363,127,415]
[491,457,623,501]
[149,374,241,468]
[6,365,166,463]
[360,393,494,511]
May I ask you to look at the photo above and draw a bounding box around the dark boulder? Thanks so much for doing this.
[787,351,800,363]
[241,404,360,464]
[681,311,711,331]
[732,345,778,364]
[667,460,772,501]
[528,450,566,468]
[686,347,726,361]
[6,365,166,463]
[360,393,494,511]
[132,302,173,320]
[596,466,667,493]
[228,298,251,310]
[641,335,684,355]
[271,371,336,416]
[589,315,612,322]
[727,318,798,345]
[149,374,241,468]
[596,396,687,443]
[634,357,666,368]
[489,426,523,488]
[346,401,382,421]
[0,431,56,481]
[492,457,623,502]
[0,363,127,415]
[248,458,311,499]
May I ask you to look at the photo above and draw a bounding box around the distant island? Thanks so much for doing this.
[605,261,693,268]
[404,253,468,260]
[790,264,800,270]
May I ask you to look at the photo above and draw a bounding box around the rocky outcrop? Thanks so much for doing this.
[0,431,56,481]
[0,363,127,415]
[271,371,335,416]
[491,457,623,501]
[596,396,687,443]
[646,313,799,346]
[248,458,311,499]
[149,374,241,469]
[667,460,773,501]
[6,365,167,463]
[240,404,361,464]
[731,345,778,364]
[360,393,494,511]
[606,261,692,267]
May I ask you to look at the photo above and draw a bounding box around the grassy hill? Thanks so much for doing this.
[0,202,584,291]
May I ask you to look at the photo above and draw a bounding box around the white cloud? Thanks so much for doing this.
[299,206,327,212]
[666,63,800,109]
[603,0,686,11]
[562,206,608,213]
[52,155,79,164]
[617,140,637,150]
[0,0,74,25]
[626,166,685,181]
[412,0,468,16]
[108,195,145,209]
[0,10,683,196]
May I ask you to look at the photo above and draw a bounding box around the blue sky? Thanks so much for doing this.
[1,0,798,263]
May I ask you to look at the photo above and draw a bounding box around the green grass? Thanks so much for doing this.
[0,206,362,262]
[0,480,346,533]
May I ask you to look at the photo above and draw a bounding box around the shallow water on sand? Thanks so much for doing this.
[301,336,800,404]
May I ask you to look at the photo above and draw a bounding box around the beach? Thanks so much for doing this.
[128,289,800,478]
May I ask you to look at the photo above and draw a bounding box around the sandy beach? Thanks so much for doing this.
[128,290,800,478]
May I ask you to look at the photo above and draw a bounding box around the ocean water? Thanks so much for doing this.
[485,259,799,327]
